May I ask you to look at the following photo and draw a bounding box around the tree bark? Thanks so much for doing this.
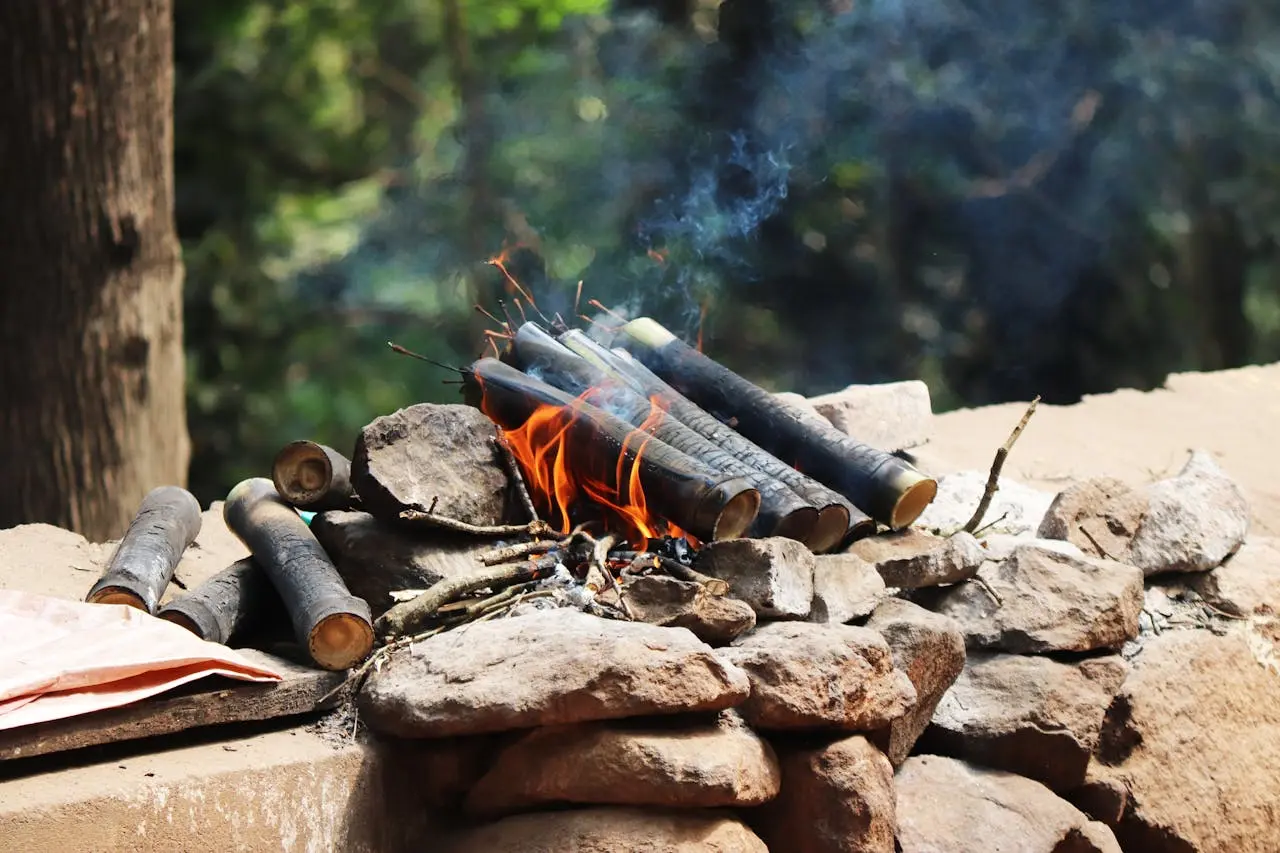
[0,0,190,541]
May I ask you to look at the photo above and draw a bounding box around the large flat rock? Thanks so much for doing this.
[443,807,769,853]
[359,610,750,738]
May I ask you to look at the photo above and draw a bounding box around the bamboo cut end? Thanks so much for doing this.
[770,506,820,547]
[272,441,336,507]
[159,609,205,639]
[704,482,762,541]
[86,587,149,612]
[621,317,678,348]
[807,505,852,554]
[309,612,375,671]
[890,473,939,530]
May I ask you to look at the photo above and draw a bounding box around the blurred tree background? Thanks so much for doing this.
[174,0,1280,505]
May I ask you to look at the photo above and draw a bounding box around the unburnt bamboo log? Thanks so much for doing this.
[271,440,357,511]
[466,358,761,543]
[613,317,938,529]
[223,478,373,671]
[508,322,817,545]
[86,486,203,613]
[559,329,874,550]
[157,558,287,646]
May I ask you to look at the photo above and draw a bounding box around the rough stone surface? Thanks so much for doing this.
[464,710,779,817]
[921,653,1129,792]
[1125,451,1251,575]
[352,403,516,527]
[914,470,1056,536]
[1188,536,1280,617]
[849,529,985,589]
[696,537,815,619]
[360,610,750,738]
[895,755,1122,853]
[1037,477,1139,555]
[754,735,896,853]
[808,553,885,624]
[917,545,1144,653]
[807,380,934,451]
[863,598,966,766]
[444,807,770,853]
[617,574,757,645]
[980,533,1085,562]
[311,510,489,617]
[1089,628,1280,852]
[716,622,916,732]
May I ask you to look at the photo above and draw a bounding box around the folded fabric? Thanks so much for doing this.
[0,589,282,732]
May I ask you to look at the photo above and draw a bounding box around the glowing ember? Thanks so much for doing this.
[484,389,693,550]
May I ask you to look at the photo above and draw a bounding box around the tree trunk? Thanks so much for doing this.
[0,0,190,541]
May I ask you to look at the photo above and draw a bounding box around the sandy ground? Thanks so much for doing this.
[915,361,1280,536]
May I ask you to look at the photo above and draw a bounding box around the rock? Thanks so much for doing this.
[914,470,1056,536]
[619,574,757,645]
[696,537,814,619]
[1089,629,1280,852]
[979,533,1084,562]
[1038,453,1251,578]
[351,403,517,527]
[806,380,934,451]
[1188,536,1280,616]
[918,545,1143,653]
[808,553,885,624]
[848,529,985,589]
[443,807,769,853]
[754,735,896,853]
[716,622,916,732]
[464,710,780,817]
[376,735,501,810]
[863,599,966,766]
[359,610,750,738]
[920,653,1129,792]
[0,523,111,602]
[1125,451,1251,575]
[895,755,1121,853]
[311,510,490,617]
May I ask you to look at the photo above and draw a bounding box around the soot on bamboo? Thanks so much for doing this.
[272,440,357,511]
[85,486,203,613]
[223,478,374,671]
[157,558,288,646]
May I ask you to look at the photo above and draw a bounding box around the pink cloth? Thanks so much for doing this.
[0,589,281,731]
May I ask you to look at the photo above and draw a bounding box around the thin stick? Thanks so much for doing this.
[574,280,584,317]
[497,297,518,331]
[972,511,1010,538]
[665,559,730,596]
[584,534,616,594]
[386,341,467,374]
[962,396,1040,534]
[588,298,626,323]
[494,435,539,523]
[513,297,528,324]
[475,303,507,329]
[486,337,501,358]
[398,508,559,539]
[974,575,1004,607]
[483,328,513,341]
[374,561,549,638]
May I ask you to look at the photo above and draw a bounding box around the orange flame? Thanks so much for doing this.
[486,389,689,550]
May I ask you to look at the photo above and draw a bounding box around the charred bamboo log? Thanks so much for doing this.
[157,558,287,646]
[224,478,374,671]
[613,317,937,529]
[508,323,817,545]
[271,440,357,511]
[85,486,203,613]
[465,358,761,543]
[560,330,874,549]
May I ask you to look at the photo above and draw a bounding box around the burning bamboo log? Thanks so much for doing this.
[613,317,938,530]
[223,478,374,670]
[85,486,203,613]
[465,358,761,544]
[507,322,818,546]
[157,557,287,646]
[271,440,357,511]
[559,329,874,550]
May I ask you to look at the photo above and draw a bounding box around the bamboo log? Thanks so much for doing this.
[508,323,817,545]
[271,440,357,511]
[157,558,287,646]
[560,330,875,550]
[85,486,203,613]
[614,318,938,529]
[223,478,374,671]
[466,358,761,543]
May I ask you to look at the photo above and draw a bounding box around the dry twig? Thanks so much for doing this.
[374,559,550,638]
[494,435,539,523]
[477,539,557,566]
[399,503,560,539]
[962,396,1040,534]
